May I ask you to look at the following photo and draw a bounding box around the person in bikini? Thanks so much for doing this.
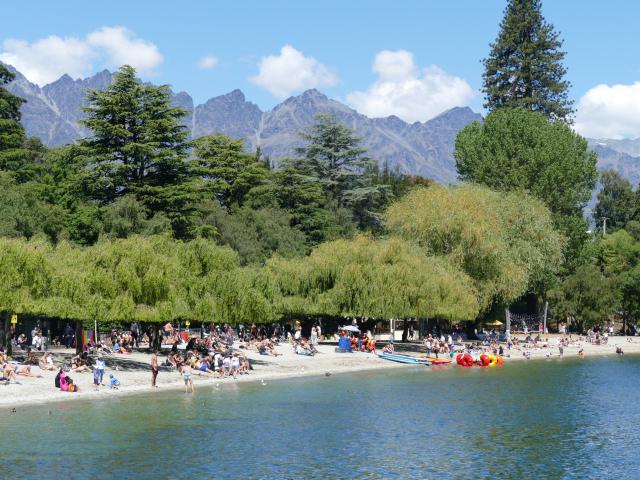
[151,350,160,387]
[181,364,194,393]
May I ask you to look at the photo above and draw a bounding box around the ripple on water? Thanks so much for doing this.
[2,356,640,480]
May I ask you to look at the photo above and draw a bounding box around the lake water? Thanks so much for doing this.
[3,355,639,479]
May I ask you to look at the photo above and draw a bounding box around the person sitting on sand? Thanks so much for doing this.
[17,333,29,350]
[2,363,19,383]
[366,338,376,354]
[113,341,130,354]
[39,352,57,371]
[295,342,313,356]
[24,348,38,365]
[71,353,92,373]
[196,357,215,376]
[382,343,394,354]
[238,354,250,375]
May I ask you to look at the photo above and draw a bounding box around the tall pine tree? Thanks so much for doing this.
[294,113,390,229]
[81,65,191,204]
[482,0,573,121]
[81,65,196,237]
[0,64,30,173]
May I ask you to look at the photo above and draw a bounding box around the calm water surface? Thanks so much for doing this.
[3,356,639,479]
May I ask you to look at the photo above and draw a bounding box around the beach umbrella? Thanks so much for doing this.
[484,320,503,326]
[341,325,360,333]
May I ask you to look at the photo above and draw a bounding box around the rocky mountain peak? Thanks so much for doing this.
[5,64,486,182]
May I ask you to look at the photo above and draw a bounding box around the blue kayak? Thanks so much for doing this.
[378,352,431,365]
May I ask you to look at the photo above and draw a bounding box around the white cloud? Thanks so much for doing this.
[251,45,338,99]
[86,27,162,76]
[575,82,640,139]
[0,36,94,85]
[0,26,163,85]
[197,55,219,70]
[346,50,475,123]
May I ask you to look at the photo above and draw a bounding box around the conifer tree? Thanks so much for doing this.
[482,0,573,121]
[81,65,191,205]
[81,65,196,237]
[295,114,390,229]
[0,64,30,172]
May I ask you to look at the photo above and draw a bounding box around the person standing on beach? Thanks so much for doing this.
[181,363,194,393]
[131,322,140,348]
[151,350,159,388]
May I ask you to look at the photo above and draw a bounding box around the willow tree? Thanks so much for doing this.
[386,185,564,313]
[0,237,53,354]
[267,234,478,322]
[48,235,277,350]
[455,108,597,268]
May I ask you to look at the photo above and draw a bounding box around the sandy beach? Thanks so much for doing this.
[1,335,638,409]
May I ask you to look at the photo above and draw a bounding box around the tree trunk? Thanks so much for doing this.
[2,314,11,357]
[75,320,83,355]
[401,320,408,342]
[150,323,162,351]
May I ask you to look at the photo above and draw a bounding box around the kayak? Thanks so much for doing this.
[425,357,452,365]
[378,352,431,365]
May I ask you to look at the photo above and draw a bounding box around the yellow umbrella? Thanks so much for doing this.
[484,320,503,326]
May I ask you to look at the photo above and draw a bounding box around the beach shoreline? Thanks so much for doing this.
[1,335,637,409]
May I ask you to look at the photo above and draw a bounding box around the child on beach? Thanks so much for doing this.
[181,364,194,393]
[94,355,105,387]
[108,373,120,389]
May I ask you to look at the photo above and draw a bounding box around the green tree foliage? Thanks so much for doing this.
[0,235,276,327]
[81,65,195,237]
[595,170,636,233]
[294,114,390,229]
[386,184,564,311]
[246,161,356,244]
[482,0,573,121]
[197,201,308,265]
[548,264,619,332]
[267,235,478,320]
[192,134,270,206]
[102,195,172,239]
[0,172,64,241]
[621,266,640,331]
[455,108,597,265]
[596,229,640,276]
[0,64,31,174]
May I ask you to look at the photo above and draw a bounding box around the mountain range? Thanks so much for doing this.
[4,64,481,184]
[4,64,640,189]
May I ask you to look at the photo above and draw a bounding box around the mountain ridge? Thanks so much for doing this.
[4,64,482,183]
[6,64,640,188]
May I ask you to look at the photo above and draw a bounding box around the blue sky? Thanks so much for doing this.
[3,0,640,138]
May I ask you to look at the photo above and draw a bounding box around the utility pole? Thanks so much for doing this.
[603,217,608,236]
